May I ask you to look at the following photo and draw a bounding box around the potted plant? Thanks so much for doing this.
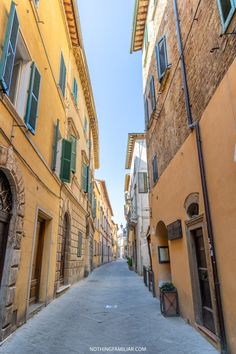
[127,257,133,270]
[160,282,179,317]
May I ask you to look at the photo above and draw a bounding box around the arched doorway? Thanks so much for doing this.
[60,213,69,285]
[0,170,12,287]
[156,221,172,284]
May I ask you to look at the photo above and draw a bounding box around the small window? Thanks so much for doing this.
[84,116,88,133]
[81,161,89,192]
[156,36,168,82]
[152,155,158,184]
[217,0,236,31]
[73,78,78,105]
[138,172,148,193]
[59,53,66,96]
[77,232,83,257]
[144,76,156,129]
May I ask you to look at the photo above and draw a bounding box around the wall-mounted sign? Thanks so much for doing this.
[167,219,182,240]
[158,246,170,264]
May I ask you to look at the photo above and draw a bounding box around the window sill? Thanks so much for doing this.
[196,323,219,344]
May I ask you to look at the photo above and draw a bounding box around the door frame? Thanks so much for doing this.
[26,207,53,318]
[185,214,219,339]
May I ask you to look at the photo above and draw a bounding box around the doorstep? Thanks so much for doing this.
[28,302,45,319]
[56,284,71,297]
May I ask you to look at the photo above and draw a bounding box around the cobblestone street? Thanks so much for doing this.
[0,261,217,354]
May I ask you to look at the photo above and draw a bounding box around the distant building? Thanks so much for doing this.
[124,133,150,275]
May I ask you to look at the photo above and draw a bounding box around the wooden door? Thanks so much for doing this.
[60,215,68,285]
[30,220,44,305]
[0,171,12,287]
[193,228,215,333]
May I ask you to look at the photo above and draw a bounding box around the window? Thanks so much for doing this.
[70,135,77,173]
[73,78,78,105]
[92,197,97,219]
[156,36,168,82]
[77,232,83,257]
[217,0,236,31]
[144,24,149,51]
[82,161,89,192]
[25,63,41,134]
[144,75,156,129]
[60,139,72,183]
[52,119,60,171]
[152,155,158,184]
[84,116,88,133]
[59,53,66,96]
[138,172,148,193]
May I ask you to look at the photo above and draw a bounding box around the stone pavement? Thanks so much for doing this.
[0,260,217,354]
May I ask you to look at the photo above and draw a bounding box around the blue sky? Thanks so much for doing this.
[77,0,144,227]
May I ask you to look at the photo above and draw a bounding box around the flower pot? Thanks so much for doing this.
[160,288,179,317]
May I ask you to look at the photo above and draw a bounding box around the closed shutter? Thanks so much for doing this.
[152,155,158,183]
[82,162,88,192]
[60,139,72,183]
[25,63,41,134]
[52,119,60,171]
[77,232,82,257]
[138,172,148,193]
[0,2,19,94]
[59,53,66,96]
[150,76,156,111]
[73,78,78,105]
[70,136,77,173]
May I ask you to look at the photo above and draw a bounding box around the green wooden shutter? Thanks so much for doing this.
[70,136,77,173]
[60,139,72,183]
[73,78,78,105]
[59,53,66,96]
[25,63,41,134]
[0,2,19,94]
[82,162,88,192]
[77,232,82,257]
[144,97,149,130]
[52,119,60,171]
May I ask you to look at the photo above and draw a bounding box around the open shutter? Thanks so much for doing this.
[0,2,19,94]
[70,136,77,173]
[150,76,156,111]
[144,98,149,130]
[59,53,66,96]
[60,139,72,183]
[25,63,41,134]
[52,119,60,171]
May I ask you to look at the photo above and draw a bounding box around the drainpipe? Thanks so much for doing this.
[173,1,227,352]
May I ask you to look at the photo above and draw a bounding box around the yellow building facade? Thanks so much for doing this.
[0,0,99,340]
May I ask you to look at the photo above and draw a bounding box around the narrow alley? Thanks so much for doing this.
[0,261,217,354]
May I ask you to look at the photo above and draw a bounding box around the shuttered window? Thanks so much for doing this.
[217,0,236,31]
[59,53,66,97]
[77,232,83,257]
[138,172,148,193]
[82,162,88,192]
[25,63,41,134]
[152,155,158,184]
[156,36,168,82]
[52,119,60,171]
[150,76,156,112]
[144,98,149,130]
[60,139,72,183]
[0,2,19,94]
[92,197,97,219]
[70,135,77,173]
[73,78,78,105]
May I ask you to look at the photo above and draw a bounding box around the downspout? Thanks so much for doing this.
[173,1,227,353]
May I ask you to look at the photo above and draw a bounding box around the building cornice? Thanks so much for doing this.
[96,179,114,217]
[63,0,100,169]
[125,133,145,169]
[130,0,150,53]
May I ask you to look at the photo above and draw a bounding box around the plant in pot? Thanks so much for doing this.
[127,257,133,270]
[159,282,179,317]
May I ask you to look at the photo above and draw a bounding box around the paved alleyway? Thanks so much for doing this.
[0,261,217,354]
